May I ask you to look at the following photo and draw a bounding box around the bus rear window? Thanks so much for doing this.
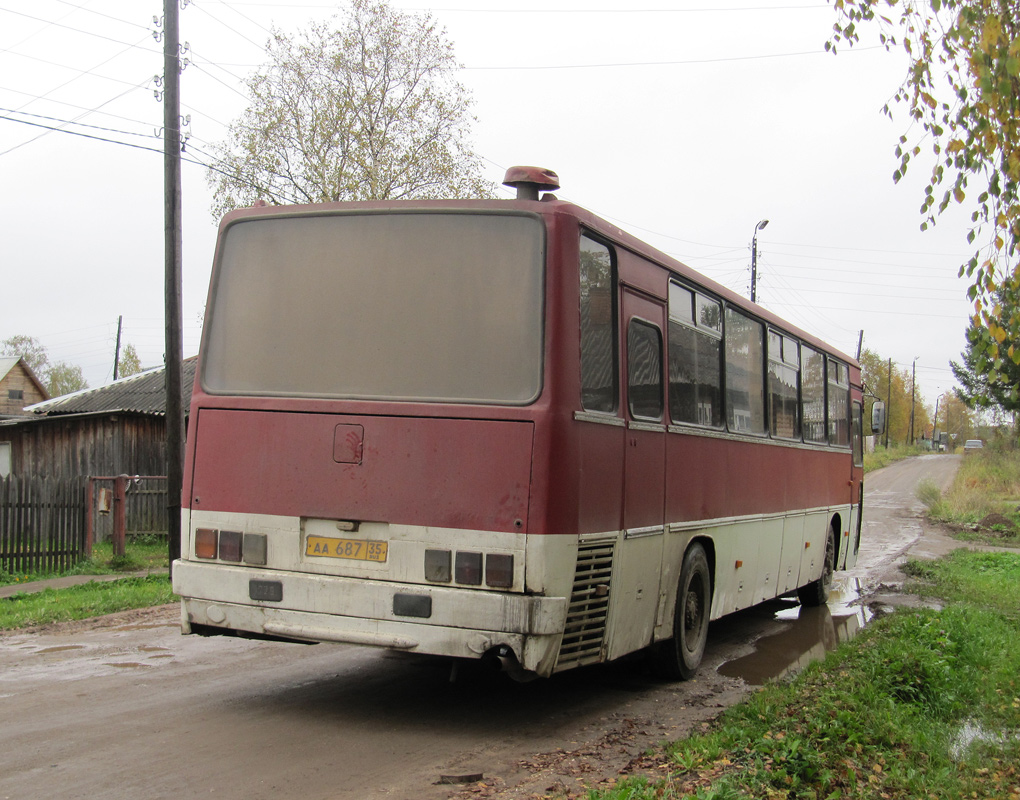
[202,212,545,404]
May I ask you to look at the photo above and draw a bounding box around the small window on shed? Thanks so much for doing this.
[8,389,23,401]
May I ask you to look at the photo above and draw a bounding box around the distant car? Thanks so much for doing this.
[964,439,984,455]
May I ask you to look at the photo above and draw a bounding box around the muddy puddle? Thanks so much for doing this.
[718,577,873,685]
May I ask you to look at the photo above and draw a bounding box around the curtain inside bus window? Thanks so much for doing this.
[628,319,663,420]
[801,346,826,443]
[768,332,800,439]
[724,308,765,435]
[202,212,545,404]
[828,360,851,446]
[668,286,722,428]
[580,236,616,413]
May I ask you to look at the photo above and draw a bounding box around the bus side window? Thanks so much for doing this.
[668,284,723,428]
[802,346,826,443]
[828,360,850,447]
[724,308,766,435]
[852,401,864,466]
[768,331,800,439]
[580,235,617,413]
[628,319,663,420]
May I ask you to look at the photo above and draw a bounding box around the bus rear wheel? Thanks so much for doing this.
[652,543,710,680]
[797,529,835,607]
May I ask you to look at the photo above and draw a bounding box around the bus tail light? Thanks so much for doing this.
[195,528,218,560]
[193,528,267,566]
[485,554,513,588]
[429,551,514,588]
[244,533,268,565]
[424,549,451,582]
[455,552,483,585]
[219,530,243,562]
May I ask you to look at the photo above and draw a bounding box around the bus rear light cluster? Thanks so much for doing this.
[424,549,513,589]
[194,528,267,566]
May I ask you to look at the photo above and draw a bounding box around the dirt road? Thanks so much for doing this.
[0,456,964,800]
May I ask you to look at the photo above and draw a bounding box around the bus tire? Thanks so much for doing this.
[797,529,835,607]
[652,543,711,681]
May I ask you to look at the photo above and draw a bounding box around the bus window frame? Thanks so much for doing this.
[666,279,724,430]
[579,231,620,416]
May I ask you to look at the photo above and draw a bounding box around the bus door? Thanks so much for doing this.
[606,287,667,659]
[848,399,865,568]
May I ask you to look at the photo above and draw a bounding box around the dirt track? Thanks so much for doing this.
[0,456,965,800]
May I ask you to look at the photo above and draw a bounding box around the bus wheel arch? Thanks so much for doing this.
[797,517,838,608]
[651,540,712,680]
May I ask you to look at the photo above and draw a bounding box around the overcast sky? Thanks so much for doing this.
[0,0,977,410]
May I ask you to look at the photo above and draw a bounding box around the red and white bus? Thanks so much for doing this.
[172,166,864,680]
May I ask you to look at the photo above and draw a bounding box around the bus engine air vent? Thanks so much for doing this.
[554,541,615,672]
[502,166,560,201]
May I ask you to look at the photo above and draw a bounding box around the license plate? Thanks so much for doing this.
[305,536,388,563]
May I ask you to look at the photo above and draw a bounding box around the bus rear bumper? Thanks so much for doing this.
[173,560,567,675]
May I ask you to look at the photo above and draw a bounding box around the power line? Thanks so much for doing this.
[0,8,160,54]
[463,45,883,71]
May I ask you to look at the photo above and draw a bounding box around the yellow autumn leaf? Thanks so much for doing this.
[982,16,1002,53]
[955,187,966,203]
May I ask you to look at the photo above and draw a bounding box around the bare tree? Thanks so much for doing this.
[208,0,494,216]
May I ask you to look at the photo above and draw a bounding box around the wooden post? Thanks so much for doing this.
[85,478,95,558]
[164,0,184,579]
[113,475,128,558]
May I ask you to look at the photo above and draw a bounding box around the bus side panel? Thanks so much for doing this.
[665,434,852,522]
[575,420,624,536]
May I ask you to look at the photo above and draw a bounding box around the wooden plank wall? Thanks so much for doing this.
[0,476,87,575]
[0,415,167,480]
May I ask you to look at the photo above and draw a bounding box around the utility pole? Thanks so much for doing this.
[856,330,864,361]
[113,315,123,381]
[750,219,769,303]
[163,0,184,578]
[909,357,918,446]
[885,358,892,449]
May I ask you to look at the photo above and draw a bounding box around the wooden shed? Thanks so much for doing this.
[0,358,197,481]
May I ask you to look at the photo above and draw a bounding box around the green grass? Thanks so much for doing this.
[916,445,1020,541]
[0,537,170,587]
[589,549,1020,800]
[864,444,929,474]
[0,575,176,631]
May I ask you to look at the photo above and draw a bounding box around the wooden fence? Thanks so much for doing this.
[0,476,88,575]
[88,476,169,545]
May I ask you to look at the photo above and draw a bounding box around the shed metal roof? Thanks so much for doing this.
[25,357,197,417]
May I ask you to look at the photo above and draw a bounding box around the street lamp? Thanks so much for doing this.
[751,219,769,303]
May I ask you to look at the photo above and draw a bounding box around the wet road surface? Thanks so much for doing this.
[0,455,963,800]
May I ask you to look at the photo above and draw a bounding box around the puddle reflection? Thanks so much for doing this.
[718,578,873,685]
